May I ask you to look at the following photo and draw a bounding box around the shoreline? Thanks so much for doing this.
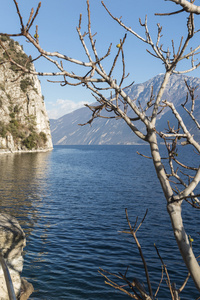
[0,147,53,155]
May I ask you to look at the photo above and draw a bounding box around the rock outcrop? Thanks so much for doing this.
[0,35,53,153]
[0,213,33,300]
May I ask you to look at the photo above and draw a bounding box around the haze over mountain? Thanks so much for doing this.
[50,74,200,145]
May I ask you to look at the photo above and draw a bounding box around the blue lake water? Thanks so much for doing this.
[0,145,199,299]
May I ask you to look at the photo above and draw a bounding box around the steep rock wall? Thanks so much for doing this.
[0,36,53,152]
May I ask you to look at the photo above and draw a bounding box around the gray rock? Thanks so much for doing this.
[0,213,28,299]
[19,278,34,300]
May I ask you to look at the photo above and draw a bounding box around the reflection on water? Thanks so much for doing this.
[0,146,199,299]
[0,152,51,237]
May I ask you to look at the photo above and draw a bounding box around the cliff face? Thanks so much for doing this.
[0,36,53,153]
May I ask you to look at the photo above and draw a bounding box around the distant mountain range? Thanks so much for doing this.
[50,74,200,145]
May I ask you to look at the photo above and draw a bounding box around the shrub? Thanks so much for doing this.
[0,35,10,42]
[14,105,21,113]
[6,45,32,73]
[22,131,48,149]
[8,122,19,139]
[3,52,9,59]
[10,119,19,128]
[20,78,33,93]
[6,93,11,101]
[0,84,5,92]
[10,63,19,72]
[9,40,15,49]
[0,122,7,138]
[0,39,24,72]
[28,125,35,132]
[18,131,26,139]
[22,132,38,150]
[9,112,15,119]
[39,131,47,144]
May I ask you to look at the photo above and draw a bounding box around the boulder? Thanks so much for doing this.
[0,213,32,299]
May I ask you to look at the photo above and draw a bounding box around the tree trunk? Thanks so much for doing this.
[168,202,200,291]
[149,131,200,291]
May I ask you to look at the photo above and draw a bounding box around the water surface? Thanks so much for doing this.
[0,145,199,299]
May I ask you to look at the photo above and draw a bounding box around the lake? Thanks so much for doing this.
[0,145,199,299]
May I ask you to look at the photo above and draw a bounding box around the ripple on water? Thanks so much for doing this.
[0,146,199,299]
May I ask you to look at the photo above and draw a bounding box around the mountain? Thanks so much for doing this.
[0,35,53,153]
[50,74,200,145]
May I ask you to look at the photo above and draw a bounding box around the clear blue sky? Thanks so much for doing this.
[0,0,200,119]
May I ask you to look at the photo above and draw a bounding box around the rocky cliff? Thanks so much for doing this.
[0,35,53,153]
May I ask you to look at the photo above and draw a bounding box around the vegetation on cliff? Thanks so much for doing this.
[0,35,52,151]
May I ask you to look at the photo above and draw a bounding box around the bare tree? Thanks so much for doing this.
[1,0,200,296]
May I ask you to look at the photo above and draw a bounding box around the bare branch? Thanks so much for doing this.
[109,34,127,79]
[125,209,153,298]
[155,8,185,16]
[27,2,41,31]
[154,244,175,299]
[101,1,166,64]
[98,268,139,299]
[25,8,34,31]
[163,100,200,153]
[13,0,24,31]
[169,0,200,14]
[178,272,190,293]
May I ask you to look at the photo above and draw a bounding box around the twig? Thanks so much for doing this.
[125,209,153,298]
[155,9,185,16]
[154,244,175,300]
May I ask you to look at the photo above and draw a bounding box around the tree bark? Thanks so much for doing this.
[168,202,200,290]
[170,0,200,14]
[149,131,200,291]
